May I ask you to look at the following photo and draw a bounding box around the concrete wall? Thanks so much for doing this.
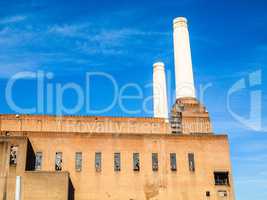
[0,137,29,200]
[0,137,73,200]
[21,171,70,200]
[0,115,171,135]
[0,141,8,200]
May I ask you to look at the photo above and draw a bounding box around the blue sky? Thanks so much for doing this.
[0,0,267,199]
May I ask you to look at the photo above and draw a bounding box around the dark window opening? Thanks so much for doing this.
[152,153,158,171]
[95,152,101,172]
[114,153,121,171]
[214,172,230,186]
[188,153,195,172]
[26,142,35,171]
[170,153,177,171]
[133,153,140,171]
[35,152,42,170]
[206,191,210,197]
[9,146,18,166]
[10,145,18,166]
[75,152,82,172]
[55,152,62,171]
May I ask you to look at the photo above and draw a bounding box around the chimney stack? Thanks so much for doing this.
[173,17,196,99]
[153,62,168,119]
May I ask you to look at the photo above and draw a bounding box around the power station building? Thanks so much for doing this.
[0,17,235,200]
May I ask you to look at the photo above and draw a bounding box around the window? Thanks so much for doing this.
[206,191,210,197]
[218,190,227,198]
[35,152,42,170]
[188,153,195,172]
[95,152,101,172]
[55,152,62,171]
[214,172,230,186]
[10,145,18,166]
[152,153,158,171]
[75,152,82,172]
[133,153,140,171]
[170,153,177,171]
[114,153,121,171]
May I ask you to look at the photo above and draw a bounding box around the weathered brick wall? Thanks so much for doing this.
[0,116,234,200]
[26,133,234,200]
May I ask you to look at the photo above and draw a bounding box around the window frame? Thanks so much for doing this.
[214,172,230,186]
[55,152,63,171]
[9,145,18,166]
[133,153,140,171]
[114,152,121,171]
[75,152,82,172]
[170,153,177,171]
[152,153,158,171]
[35,152,43,170]
[95,152,102,172]
[188,153,195,172]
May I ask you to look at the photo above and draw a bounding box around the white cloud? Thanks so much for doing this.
[0,15,27,24]
[48,24,88,37]
[0,26,36,47]
[0,21,170,77]
[0,61,40,78]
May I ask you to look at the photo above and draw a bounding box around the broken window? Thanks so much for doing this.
[114,153,121,171]
[35,152,42,170]
[10,145,18,166]
[188,153,195,172]
[55,152,62,171]
[214,172,230,186]
[95,152,101,172]
[218,190,227,198]
[152,153,158,171]
[75,152,82,172]
[133,153,140,171]
[170,153,177,171]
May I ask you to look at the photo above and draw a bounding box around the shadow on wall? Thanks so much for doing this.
[68,177,75,200]
[25,139,35,171]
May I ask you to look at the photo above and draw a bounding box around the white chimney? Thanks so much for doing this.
[153,62,168,119]
[15,176,21,200]
[173,17,196,99]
